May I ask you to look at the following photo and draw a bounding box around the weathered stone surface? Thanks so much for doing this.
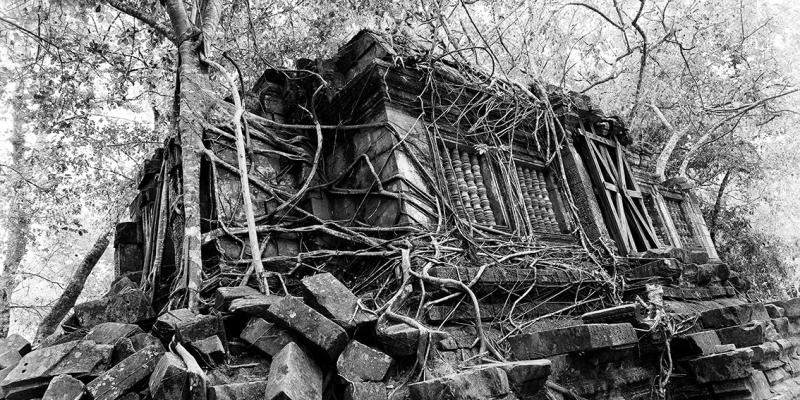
[716,321,777,348]
[771,297,800,318]
[38,329,88,349]
[153,308,224,348]
[228,294,284,318]
[625,259,681,280]
[673,331,722,356]
[73,298,111,328]
[84,322,145,345]
[581,303,647,325]
[509,323,637,359]
[344,382,386,400]
[41,374,84,400]
[264,296,348,360]
[408,367,510,400]
[689,348,753,383]
[301,273,376,331]
[112,338,137,365]
[213,286,261,311]
[240,317,294,357]
[105,275,137,297]
[1,340,113,400]
[0,334,30,357]
[265,342,323,400]
[104,288,156,325]
[494,360,551,398]
[336,340,392,382]
[148,352,188,400]
[130,333,164,352]
[86,345,164,400]
[709,370,771,399]
[208,381,268,400]
[0,350,21,370]
[192,335,226,365]
[699,303,769,329]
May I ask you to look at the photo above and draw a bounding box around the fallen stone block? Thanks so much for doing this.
[494,360,551,398]
[709,370,771,399]
[41,374,85,400]
[408,367,510,400]
[228,294,287,318]
[376,323,420,356]
[337,340,392,382]
[130,332,164,352]
[771,317,790,338]
[208,381,268,400]
[301,273,376,331]
[240,317,295,357]
[0,350,21,370]
[509,323,637,359]
[73,298,111,328]
[344,382,386,400]
[153,308,225,346]
[148,352,188,400]
[105,275,138,297]
[265,342,323,400]
[38,329,88,348]
[86,345,164,400]
[1,340,113,400]
[716,321,777,348]
[689,348,753,383]
[264,296,348,360]
[672,331,722,357]
[84,322,145,345]
[699,303,769,329]
[771,298,800,318]
[213,286,261,311]
[112,338,137,365]
[192,335,227,365]
[104,288,156,325]
[0,334,30,357]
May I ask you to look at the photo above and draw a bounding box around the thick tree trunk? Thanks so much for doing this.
[708,169,733,243]
[164,0,222,311]
[34,233,110,342]
[0,106,31,337]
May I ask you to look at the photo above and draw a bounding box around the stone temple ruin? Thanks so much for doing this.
[2,30,800,400]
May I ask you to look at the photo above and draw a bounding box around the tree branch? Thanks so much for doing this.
[104,0,175,42]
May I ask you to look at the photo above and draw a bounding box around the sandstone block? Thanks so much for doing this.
[344,382,386,400]
[509,323,637,359]
[265,342,323,400]
[240,317,295,357]
[148,352,188,400]
[192,335,227,365]
[84,322,145,345]
[337,340,392,382]
[264,296,348,360]
[41,374,85,400]
[0,350,21,370]
[228,294,285,318]
[0,334,30,357]
[771,298,800,318]
[73,298,111,329]
[104,288,155,325]
[213,286,261,311]
[408,367,510,400]
[86,345,164,400]
[301,273,376,331]
[699,303,769,329]
[1,340,113,400]
[208,381,268,400]
[673,331,722,356]
[689,348,753,383]
[716,321,776,348]
[495,360,551,398]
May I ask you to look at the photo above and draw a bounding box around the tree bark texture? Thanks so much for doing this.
[164,0,222,311]
[0,105,31,337]
[709,169,733,242]
[650,103,687,181]
[34,233,110,342]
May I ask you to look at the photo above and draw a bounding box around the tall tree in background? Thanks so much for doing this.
[0,100,31,336]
